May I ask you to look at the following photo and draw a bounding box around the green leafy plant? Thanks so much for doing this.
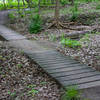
[44,31,49,35]
[0,55,6,60]
[17,64,23,68]
[20,50,24,54]
[29,14,42,34]
[8,12,16,20]
[8,91,16,97]
[40,81,47,85]
[25,10,32,14]
[96,4,100,9]
[28,89,38,96]
[0,55,3,60]
[27,84,38,96]
[34,7,39,13]
[80,34,90,42]
[61,86,80,100]
[27,84,36,88]
[61,37,81,48]
[16,10,25,18]
[60,0,68,6]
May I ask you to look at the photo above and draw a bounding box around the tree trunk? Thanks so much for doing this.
[49,0,75,29]
[55,0,60,23]
[17,0,20,15]
[38,0,41,15]
[48,0,64,28]
[22,0,26,15]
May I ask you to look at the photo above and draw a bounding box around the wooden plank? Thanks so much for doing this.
[44,63,87,70]
[31,51,59,55]
[33,57,73,62]
[34,59,78,65]
[30,55,71,62]
[46,65,88,74]
[40,63,82,69]
[78,80,100,89]
[56,71,100,81]
[30,53,68,58]
[51,68,95,77]
[31,54,75,61]
[36,59,73,64]
[29,52,75,61]
[61,75,100,86]
[31,56,70,61]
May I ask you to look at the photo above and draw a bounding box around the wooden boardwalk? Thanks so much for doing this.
[1,25,100,89]
[27,50,100,89]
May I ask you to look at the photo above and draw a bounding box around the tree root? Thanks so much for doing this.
[48,20,77,30]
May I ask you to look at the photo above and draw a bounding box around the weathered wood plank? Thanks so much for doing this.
[46,65,88,74]
[78,80,100,89]
[34,57,74,62]
[33,58,79,65]
[38,62,80,68]
[30,55,76,62]
[56,71,100,81]
[31,56,71,61]
[51,68,95,77]
[30,51,59,56]
[44,63,87,70]
[61,75,100,86]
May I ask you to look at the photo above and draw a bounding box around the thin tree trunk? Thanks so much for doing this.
[17,0,20,15]
[38,0,41,15]
[55,0,60,23]
[22,0,26,15]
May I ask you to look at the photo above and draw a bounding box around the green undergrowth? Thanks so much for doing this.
[62,86,81,100]
[62,86,90,100]
[29,14,43,34]
[61,37,81,48]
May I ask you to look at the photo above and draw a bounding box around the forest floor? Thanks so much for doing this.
[0,41,63,100]
[1,3,100,99]
[7,2,100,71]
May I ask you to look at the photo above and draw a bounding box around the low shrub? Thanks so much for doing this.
[29,14,42,34]
[8,12,16,23]
[96,4,100,9]
[61,86,80,100]
[34,8,39,13]
[61,38,81,48]
[60,0,68,6]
